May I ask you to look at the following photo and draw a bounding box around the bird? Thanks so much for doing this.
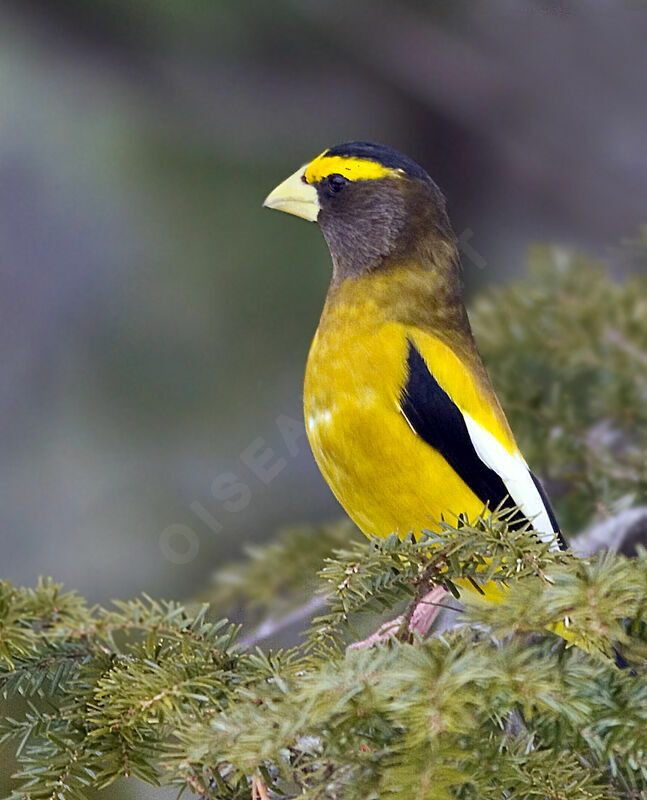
[263,140,565,633]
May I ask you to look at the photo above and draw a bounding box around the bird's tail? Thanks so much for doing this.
[457,577,624,665]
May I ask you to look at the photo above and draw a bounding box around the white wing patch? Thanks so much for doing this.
[463,413,559,550]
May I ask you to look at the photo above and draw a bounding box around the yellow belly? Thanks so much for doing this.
[304,315,487,539]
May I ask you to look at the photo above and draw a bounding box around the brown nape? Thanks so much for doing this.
[317,175,459,290]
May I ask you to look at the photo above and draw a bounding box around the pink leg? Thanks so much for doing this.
[409,585,452,636]
[348,585,451,650]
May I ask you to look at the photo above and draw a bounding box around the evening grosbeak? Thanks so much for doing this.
[263,141,565,615]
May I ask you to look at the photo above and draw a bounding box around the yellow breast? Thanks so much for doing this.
[304,268,517,540]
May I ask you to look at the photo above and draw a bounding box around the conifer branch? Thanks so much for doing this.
[1,242,647,799]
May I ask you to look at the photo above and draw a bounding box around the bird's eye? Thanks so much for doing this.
[327,173,349,193]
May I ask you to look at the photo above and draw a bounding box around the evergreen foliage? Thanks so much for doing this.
[2,243,647,799]
[472,243,647,530]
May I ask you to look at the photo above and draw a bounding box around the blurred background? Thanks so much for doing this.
[2,0,647,650]
[1,1,646,796]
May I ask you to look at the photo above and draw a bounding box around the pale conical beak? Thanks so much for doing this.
[263,165,320,222]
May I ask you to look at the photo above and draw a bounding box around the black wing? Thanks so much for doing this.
[400,338,564,547]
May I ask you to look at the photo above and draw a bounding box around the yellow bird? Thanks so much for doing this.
[263,141,565,619]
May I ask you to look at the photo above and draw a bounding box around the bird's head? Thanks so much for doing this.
[264,141,456,285]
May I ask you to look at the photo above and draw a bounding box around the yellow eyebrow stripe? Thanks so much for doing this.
[304,153,401,184]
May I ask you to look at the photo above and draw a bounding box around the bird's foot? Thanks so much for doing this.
[409,584,452,635]
[347,615,407,651]
[347,585,450,650]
